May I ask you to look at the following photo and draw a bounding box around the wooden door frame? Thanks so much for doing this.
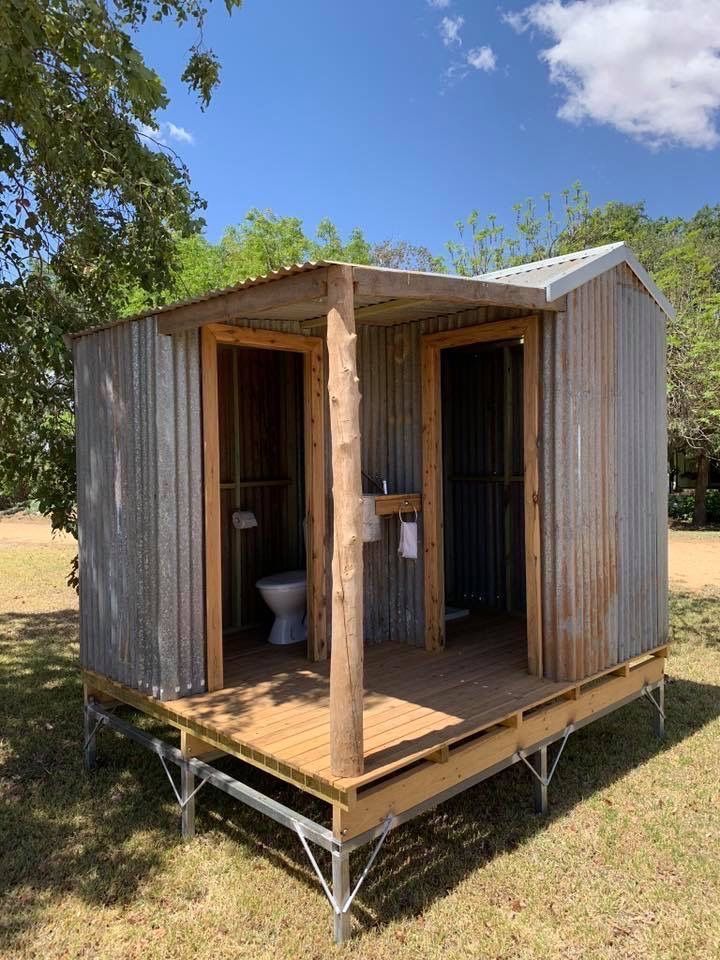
[201,323,327,692]
[420,316,543,677]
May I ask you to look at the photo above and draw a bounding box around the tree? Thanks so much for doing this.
[448,190,720,526]
[446,183,590,275]
[656,209,720,524]
[124,210,381,313]
[0,0,242,535]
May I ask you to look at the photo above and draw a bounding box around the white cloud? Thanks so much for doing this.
[506,0,720,149]
[467,46,497,72]
[165,122,194,144]
[137,120,195,147]
[427,0,451,7]
[439,15,464,46]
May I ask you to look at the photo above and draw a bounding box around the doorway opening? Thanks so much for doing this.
[201,324,327,692]
[421,317,542,675]
[218,344,306,645]
[441,340,526,625]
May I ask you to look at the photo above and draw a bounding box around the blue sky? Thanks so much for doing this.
[138,0,720,259]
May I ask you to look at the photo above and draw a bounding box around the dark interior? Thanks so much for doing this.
[217,344,306,635]
[441,340,526,616]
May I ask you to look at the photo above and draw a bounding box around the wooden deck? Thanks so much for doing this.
[212,611,563,790]
[84,610,668,818]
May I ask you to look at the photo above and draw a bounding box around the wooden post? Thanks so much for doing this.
[326,265,364,778]
[201,325,224,692]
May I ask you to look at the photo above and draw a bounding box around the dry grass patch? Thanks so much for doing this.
[1,544,720,959]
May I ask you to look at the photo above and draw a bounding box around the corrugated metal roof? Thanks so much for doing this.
[478,242,675,318]
[71,242,674,341]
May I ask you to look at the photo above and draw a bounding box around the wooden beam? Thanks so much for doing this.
[305,339,328,661]
[206,322,317,353]
[157,269,329,335]
[352,266,563,313]
[353,298,436,324]
[334,654,664,839]
[374,493,422,516]
[201,325,224,692]
[421,336,444,652]
[523,316,543,677]
[326,264,364,778]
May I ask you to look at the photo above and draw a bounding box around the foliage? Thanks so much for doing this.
[446,182,590,276]
[669,490,720,525]
[0,0,241,535]
[124,209,440,314]
[370,238,445,273]
[448,188,720,524]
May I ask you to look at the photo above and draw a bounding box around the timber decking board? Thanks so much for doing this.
[155,611,568,789]
[83,615,668,801]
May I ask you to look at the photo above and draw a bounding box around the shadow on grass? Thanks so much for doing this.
[1,604,720,946]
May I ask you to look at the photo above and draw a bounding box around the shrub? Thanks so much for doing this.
[669,490,720,525]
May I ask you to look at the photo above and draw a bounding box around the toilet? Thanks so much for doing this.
[256,570,307,645]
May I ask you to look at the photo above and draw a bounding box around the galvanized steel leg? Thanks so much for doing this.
[332,848,351,944]
[531,745,548,815]
[181,762,196,839]
[83,702,97,771]
[653,677,665,740]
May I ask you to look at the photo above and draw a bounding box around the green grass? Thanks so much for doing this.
[1,544,720,959]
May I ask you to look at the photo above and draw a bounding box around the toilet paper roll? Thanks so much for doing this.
[232,510,258,530]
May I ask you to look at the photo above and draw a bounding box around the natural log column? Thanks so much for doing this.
[327,264,364,778]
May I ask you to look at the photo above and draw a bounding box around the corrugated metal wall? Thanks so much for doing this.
[357,306,528,645]
[75,318,205,699]
[75,271,667,695]
[541,265,668,680]
[615,265,669,661]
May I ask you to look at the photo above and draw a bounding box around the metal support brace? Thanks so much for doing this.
[83,702,116,770]
[158,753,210,837]
[643,679,665,739]
[293,815,394,944]
[518,725,574,803]
[181,764,196,839]
[530,745,548,815]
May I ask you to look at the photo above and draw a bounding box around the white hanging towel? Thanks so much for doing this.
[398,510,418,560]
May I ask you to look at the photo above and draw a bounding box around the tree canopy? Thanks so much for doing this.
[447,193,720,523]
[0,0,241,530]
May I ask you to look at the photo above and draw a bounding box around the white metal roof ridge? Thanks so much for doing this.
[478,242,675,319]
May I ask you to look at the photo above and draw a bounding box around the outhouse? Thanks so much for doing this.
[73,242,671,942]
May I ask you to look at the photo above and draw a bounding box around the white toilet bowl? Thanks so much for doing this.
[256,570,307,645]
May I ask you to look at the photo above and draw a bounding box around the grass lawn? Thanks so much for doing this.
[1,542,720,959]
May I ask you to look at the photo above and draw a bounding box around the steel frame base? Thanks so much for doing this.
[83,674,665,944]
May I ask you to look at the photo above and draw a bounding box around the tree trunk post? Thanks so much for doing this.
[694,451,709,527]
[327,264,364,778]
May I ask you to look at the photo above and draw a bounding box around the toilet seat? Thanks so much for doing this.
[256,570,306,592]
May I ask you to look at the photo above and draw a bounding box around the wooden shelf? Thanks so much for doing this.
[374,493,422,517]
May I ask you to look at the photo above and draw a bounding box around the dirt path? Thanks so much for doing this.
[0,514,76,547]
[668,530,720,594]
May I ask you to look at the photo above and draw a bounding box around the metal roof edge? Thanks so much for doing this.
[480,242,623,281]
[545,243,675,319]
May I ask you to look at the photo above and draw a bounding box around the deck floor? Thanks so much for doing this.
[164,610,569,792]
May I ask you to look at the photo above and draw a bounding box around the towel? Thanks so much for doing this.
[398,513,418,560]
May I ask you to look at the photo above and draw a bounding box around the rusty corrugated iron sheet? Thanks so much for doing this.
[74,317,204,699]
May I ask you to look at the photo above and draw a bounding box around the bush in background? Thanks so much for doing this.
[669,490,720,525]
